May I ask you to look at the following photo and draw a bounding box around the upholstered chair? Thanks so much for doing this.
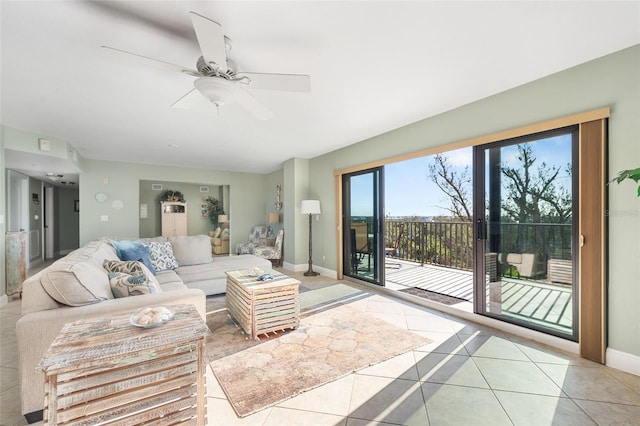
[235,225,270,254]
[253,229,284,266]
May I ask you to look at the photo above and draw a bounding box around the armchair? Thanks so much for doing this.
[209,227,229,255]
[235,225,270,255]
[254,229,284,266]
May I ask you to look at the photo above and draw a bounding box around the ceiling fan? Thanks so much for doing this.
[103,12,310,120]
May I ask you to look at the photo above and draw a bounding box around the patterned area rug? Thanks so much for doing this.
[205,295,430,418]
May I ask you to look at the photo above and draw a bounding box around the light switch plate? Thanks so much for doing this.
[38,138,51,151]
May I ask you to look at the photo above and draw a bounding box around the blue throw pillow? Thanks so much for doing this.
[111,239,142,259]
[119,245,157,275]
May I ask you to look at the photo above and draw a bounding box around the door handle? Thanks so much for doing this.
[477,219,487,240]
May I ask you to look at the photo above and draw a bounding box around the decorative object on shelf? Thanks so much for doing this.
[610,167,640,197]
[204,196,225,226]
[300,199,321,276]
[274,184,282,212]
[161,190,185,202]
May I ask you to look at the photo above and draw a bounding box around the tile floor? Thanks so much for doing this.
[2,270,640,425]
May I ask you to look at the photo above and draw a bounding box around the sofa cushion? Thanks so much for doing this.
[145,241,179,272]
[103,260,160,288]
[111,239,142,259]
[119,245,156,275]
[108,272,161,298]
[169,235,213,266]
[40,259,113,306]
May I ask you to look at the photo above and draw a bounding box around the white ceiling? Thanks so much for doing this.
[2,1,639,177]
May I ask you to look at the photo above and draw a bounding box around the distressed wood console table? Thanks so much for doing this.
[38,304,209,425]
[226,269,300,340]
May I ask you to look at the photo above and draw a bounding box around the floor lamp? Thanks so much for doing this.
[300,199,321,276]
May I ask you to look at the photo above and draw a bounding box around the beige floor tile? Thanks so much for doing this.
[415,352,489,389]
[367,312,408,330]
[277,374,355,416]
[205,365,226,399]
[263,407,347,426]
[494,390,596,426]
[348,375,428,426]
[603,366,640,395]
[206,396,272,425]
[538,363,640,405]
[512,340,596,367]
[411,331,469,355]
[0,367,19,393]
[422,383,512,426]
[365,298,406,313]
[405,313,456,334]
[464,334,530,361]
[358,351,419,381]
[346,417,397,426]
[473,358,564,396]
[573,399,640,425]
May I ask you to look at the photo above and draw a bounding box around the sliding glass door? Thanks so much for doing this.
[342,167,384,285]
[474,127,578,339]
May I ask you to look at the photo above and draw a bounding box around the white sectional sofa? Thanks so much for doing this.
[16,234,271,422]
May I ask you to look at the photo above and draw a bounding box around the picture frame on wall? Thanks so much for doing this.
[200,204,208,219]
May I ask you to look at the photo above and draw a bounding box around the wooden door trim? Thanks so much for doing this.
[579,119,607,363]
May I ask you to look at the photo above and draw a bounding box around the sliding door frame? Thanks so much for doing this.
[334,107,609,362]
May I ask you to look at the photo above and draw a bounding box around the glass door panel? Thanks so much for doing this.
[342,167,384,285]
[474,127,578,339]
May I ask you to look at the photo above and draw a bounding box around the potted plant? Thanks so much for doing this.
[204,196,225,226]
[161,190,185,202]
[610,167,640,197]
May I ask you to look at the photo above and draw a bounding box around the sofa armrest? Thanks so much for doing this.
[16,289,205,416]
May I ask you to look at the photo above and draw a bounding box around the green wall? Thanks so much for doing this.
[308,44,640,358]
[138,180,227,238]
[78,159,268,251]
[0,129,6,298]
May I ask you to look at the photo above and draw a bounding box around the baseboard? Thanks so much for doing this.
[287,263,337,279]
[606,348,640,377]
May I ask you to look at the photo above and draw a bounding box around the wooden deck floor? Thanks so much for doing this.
[383,260,573,334]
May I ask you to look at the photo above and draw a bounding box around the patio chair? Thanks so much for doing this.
[351,222,371,271]
[385,223,404,269]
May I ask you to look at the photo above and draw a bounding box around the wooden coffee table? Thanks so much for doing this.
[225,269,301,339]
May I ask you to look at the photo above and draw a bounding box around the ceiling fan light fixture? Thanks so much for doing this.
[194,76,239,105]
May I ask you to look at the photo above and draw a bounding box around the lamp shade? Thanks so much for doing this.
[218,215,228,223]
[300,199,321,215]
[267,212,279,223]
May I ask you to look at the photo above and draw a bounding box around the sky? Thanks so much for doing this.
[349,133,573,218]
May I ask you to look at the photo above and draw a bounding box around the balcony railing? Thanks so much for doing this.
[384,220,573,276]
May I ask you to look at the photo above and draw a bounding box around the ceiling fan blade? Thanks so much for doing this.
[189,12,228,73]
[102,46,200,76]
[236,72,311,92]
[235,87,274,120]
[172,88,211,109]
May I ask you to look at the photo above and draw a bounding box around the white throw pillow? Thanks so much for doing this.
[213,227,222,238]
